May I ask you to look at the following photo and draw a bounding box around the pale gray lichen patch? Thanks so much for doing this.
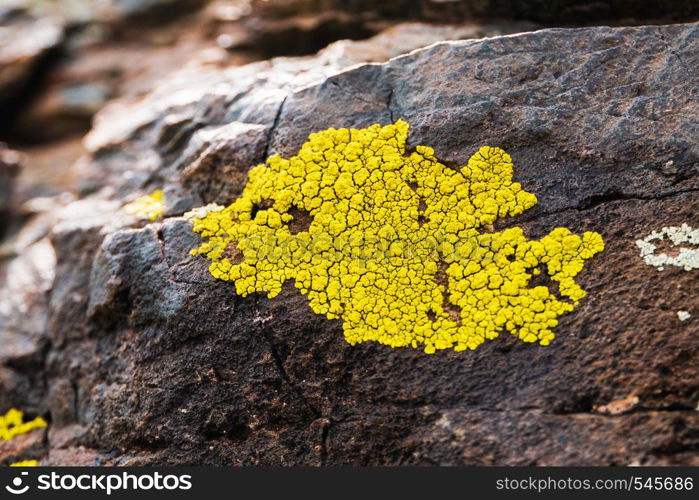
[636,223,699,271]
[183,203,224,222]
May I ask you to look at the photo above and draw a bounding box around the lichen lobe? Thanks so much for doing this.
[189,120,604,353]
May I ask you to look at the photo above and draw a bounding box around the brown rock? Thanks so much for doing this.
[41,445,102,466]
[0,428,46,464]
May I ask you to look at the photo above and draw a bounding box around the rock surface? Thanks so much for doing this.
[1,22,698,465]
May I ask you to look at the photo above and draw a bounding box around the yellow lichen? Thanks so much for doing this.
[189,120,604,353]
[0,408,47,441]
[124,189,164,221]
[10,460,38,467]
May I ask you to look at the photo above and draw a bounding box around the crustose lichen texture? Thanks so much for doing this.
[189,120,604,353]
[0,408,47,441]
[123,189,164,221]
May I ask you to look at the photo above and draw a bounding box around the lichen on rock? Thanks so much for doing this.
[10,460,38,467]
[636,223,699,271]
[0,408,47,441]
[189,120,603,353]
[677,310,691,322]
[123,189,165,221]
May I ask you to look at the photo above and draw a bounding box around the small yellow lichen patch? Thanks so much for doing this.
[123,189,164,221]
[189,120,604,353]
[10,460,38,466]
[0,408,47,441]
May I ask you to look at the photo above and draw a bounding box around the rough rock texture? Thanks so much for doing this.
[1,22,698,465]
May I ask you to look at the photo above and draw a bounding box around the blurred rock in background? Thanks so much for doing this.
[4,0,698,146]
